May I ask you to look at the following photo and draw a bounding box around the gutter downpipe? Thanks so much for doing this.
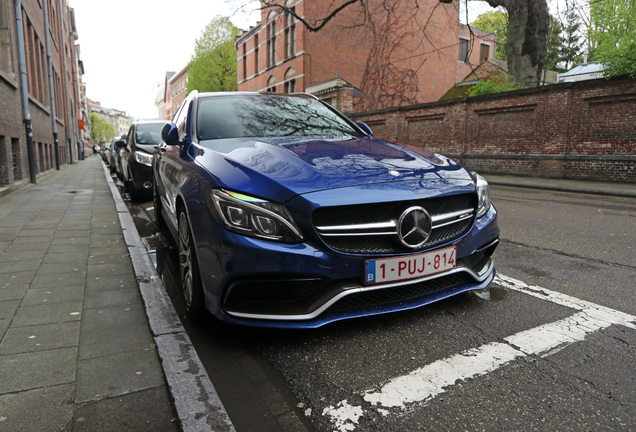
[68,8,82,160]
[42,0,60,170]
[57,0,72,164]
[14,0,37,183]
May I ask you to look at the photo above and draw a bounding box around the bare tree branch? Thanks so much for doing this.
[261,0,365,32]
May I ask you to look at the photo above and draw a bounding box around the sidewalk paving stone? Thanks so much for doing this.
[0,321,80,355]
[0,347,78,393]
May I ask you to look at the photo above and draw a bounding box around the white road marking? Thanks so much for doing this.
[496,274,636,330]
[322,274,636,432]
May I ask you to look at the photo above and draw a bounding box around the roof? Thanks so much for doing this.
[439,58,507,101]
[559,61,604,82]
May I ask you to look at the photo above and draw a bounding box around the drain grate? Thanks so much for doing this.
[142,234,169,252]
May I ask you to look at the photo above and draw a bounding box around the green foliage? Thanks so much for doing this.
[470,11,508,62]
[187,16,241,93]
[90,113,115,144]
[591,0,636,78]
[468,74,522,97]
[559,9,583,71]
[598,42,636,79]
[545,16,564,72]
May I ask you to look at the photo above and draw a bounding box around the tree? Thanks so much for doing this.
[590,0,636,79]
[471,9,566,73]
[470,10,508,62]
[90,113,115,144]
[484,0,549,88]
[558,8,583,71]
[187,16,242,93]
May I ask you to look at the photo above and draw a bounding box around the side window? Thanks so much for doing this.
[126,126,134,147]
[173,101,189,141]
[0,0,13,74]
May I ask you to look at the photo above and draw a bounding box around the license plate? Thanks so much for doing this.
[364,246,456,285]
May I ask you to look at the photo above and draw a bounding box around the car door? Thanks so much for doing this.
[156,100,190,228]
[120,125,134,180]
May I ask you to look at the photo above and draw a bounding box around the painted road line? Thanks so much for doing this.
[322,274,636,432]
[495,274,636,330]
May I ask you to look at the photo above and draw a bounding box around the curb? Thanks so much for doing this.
[101,163,235,432]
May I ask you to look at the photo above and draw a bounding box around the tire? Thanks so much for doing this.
[178,210,205,318]
[152,177,165,227]
[125,175,140,202]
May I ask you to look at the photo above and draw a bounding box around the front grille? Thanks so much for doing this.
[312,193,475,254]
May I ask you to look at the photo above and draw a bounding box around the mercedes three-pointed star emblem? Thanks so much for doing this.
[398,206,432,248]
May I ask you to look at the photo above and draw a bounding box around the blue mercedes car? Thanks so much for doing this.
[153,91,499,328]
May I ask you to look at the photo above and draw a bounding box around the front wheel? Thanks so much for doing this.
[178,210,205,319]
[152,177,165,227]
[125,173,140,202]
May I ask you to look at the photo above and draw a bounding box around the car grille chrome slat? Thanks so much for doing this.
[312,194,476,254]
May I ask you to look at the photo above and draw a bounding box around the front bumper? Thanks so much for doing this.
[193,205,499,328]
[130,162,153,193]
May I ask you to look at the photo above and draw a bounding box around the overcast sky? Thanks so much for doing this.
[72,0,494,120]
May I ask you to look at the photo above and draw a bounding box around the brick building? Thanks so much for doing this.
[235,0,495,113]
[157,64,189,121]
[0,0,87,189]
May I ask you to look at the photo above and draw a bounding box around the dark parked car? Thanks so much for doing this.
[100,142,111,164]
[109,135,126,175]
[153,91,499,328]
[119,121,167,200]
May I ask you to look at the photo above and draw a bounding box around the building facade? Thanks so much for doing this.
[157,64,188,121]
[88,100,132,141]
[235,0,496,113]
[0,0,88,189]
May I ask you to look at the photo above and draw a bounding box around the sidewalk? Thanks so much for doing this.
[0,156,233,431]
[485,174,636,198]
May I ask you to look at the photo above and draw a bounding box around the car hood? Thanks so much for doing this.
[195,136,474,203]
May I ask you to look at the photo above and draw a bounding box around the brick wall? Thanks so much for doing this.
[350,76,636,183]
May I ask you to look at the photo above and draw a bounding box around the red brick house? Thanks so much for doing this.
[235,0,495,113]
[157,64,189,121]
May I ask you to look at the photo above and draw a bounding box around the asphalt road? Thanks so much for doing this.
[123,180,636,432]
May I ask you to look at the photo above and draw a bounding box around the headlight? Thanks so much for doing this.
[210,190,304,243]
[475,174,491,218]
[134,151,153,166]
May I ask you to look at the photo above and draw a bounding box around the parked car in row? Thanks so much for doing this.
[100,142,111,164]
[117,120,167,201]
[109,135,126,175]
[153,91,499,328]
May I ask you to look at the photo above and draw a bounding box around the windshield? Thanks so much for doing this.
[196,94,362,140]
[136,123,165,144]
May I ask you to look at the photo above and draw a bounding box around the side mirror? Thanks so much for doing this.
[115,139,126,149]
[357,121,373,137]
[162,122,179,145]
